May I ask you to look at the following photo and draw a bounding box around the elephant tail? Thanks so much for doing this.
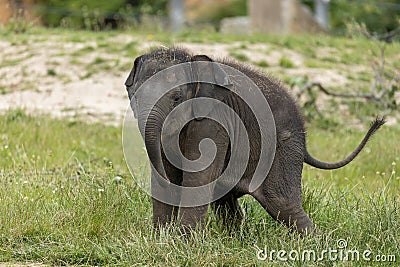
[304,117,385,170]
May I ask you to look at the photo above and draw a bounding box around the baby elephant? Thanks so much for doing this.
[125,47,385,234]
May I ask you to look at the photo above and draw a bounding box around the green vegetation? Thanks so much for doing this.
[256,60,270,68]
[47,69,57,76]
[229,51,249,62]
[330,0,400,33]
[279,56,295,68]
[35,0,167,29]
[198,0,248,24]
[301,0,400,34]
[19,0,400,34]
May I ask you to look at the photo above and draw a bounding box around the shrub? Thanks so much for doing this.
[301,0,400,34]
[35,0,167,29]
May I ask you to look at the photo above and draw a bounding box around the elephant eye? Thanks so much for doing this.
[173,91,182,104]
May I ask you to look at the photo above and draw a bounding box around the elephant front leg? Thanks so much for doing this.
[179,205,209,233]
[151,166,181,227]
[179,169,217,232]
[152,198,177,227]
[211,194,244,229]
[179,120,230,232]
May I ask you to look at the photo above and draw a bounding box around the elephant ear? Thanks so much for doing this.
[190,55,232,120]
[125,55,144,99]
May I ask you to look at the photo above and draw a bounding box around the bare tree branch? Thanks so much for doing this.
[297,82,381,102]
[376,26,400,43]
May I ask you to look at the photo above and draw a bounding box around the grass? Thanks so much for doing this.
[0,58,27,68]
[92,57,107,65]
[279,56,295,68]
[47,69,57,76]
[304,58,336,69]
[255,60,270,68]
[304,122,400,192]
[229,51,249,62]
[0,110,399,266]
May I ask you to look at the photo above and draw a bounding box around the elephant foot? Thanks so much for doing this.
[253,192,314,235]
[274,206,314,235]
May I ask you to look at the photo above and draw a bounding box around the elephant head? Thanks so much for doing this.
[124,48,233,179]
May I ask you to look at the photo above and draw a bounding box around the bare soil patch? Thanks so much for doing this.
[0,34,367,125]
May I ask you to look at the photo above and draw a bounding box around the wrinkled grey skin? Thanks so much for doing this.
[125,47,385,234]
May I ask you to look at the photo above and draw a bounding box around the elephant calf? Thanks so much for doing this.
[125,47,385,234]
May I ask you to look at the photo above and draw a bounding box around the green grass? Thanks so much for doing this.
[0,110,399,266]
[304,123,400,191]
[255,60,270,68]
[92,57,107,65]
[279,56,295,68]
[47,69,57,76]
[229,51,249,62]
[304,58,336,69]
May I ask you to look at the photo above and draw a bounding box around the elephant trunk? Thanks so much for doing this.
[140,105,169,179]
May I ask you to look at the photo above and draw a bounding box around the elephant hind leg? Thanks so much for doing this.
[263,196,313,234]
[252,144,314,234]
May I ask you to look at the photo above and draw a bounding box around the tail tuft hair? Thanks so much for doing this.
[369,117,386,135]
